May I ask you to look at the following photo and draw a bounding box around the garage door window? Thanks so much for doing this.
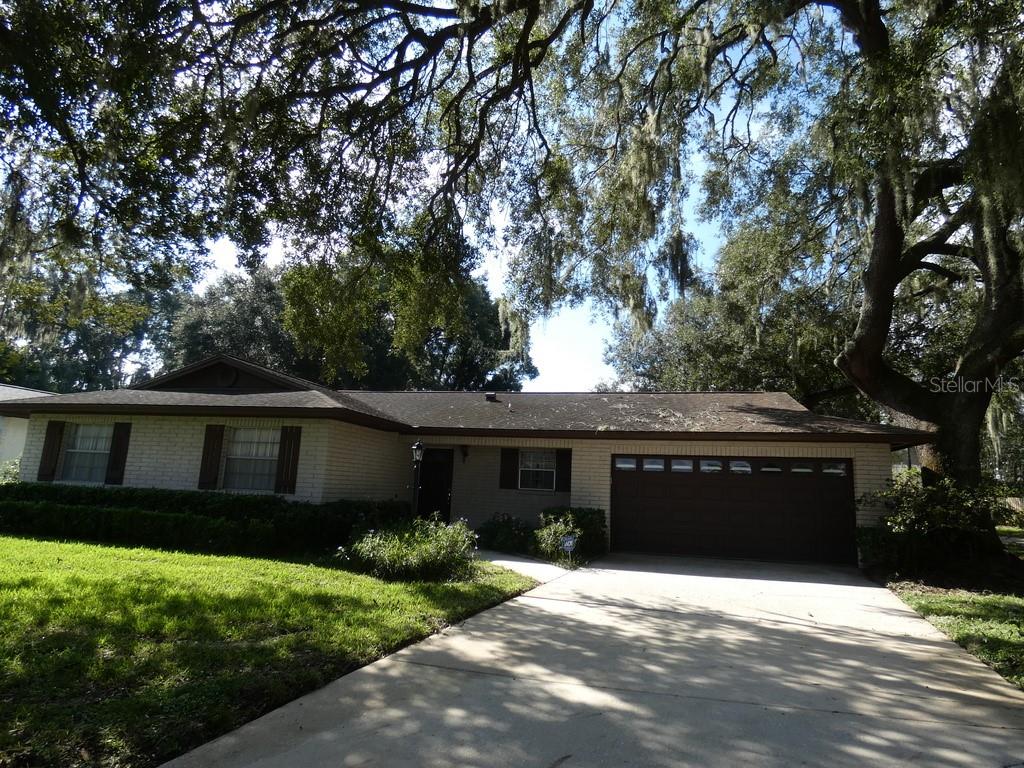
[791,461,815,474]
[614,457,637,471]
[642,458,665,472]
[699,459,723,473]
[520,449,556,490]
[760,461,783,473]
[671,459,693,472]
[729,460,752,474]
[822,461,848,476]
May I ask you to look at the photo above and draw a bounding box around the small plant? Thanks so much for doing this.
[475,513,535,553]
[339,515,477,581]
[0,459,19,484]
[534,516,582,566]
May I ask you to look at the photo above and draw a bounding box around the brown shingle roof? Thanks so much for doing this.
[343,390,925,440]
[0,355,933,445]
[0,389,404,429]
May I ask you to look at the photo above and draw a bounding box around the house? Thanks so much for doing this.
[0,354,931,564]
[0,383,54,464]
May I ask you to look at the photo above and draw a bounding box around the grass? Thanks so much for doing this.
[998,525,1024,537]
[0,535,534,768]
[892,579,1024,692]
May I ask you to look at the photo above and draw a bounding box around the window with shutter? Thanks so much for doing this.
[60,424,114,483]
[223,427,280,491]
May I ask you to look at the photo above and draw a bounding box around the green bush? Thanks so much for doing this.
[0,460,19,484]
[539,507,608,560]
[0,500,277,554]
[0,482,410,556]
[995,498,1024,527]
[339,516,476,581]
[534,516,581,566]
[859,470,1008,574]
[475,513,535,554]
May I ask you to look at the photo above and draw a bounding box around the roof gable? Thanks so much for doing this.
[136,355,319,394]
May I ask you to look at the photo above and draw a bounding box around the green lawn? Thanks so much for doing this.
[998,525,1024,558]
[892,582,1024,691]
[0,536,534,768]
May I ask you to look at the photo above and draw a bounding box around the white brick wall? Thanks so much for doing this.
[404,434,894,529]
[0,416,28,463]
[21,413,896,528]
[321,421,408,502]
[21,413,332,502]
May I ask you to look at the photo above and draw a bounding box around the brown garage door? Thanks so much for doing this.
[611,455,856,564]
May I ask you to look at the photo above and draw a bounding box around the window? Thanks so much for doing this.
[223,427,280,491]
[614,456,637,471]
[642,457,665,472]
[670,458,693,473]
[822,461,848,476]
[60,424,113,483]
[791,461,815,474]
[760,461,784,473]
[729,460,752,474]
[519,449,556,490]
[699,459,723,473]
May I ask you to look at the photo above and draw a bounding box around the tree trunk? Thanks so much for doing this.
[834,176,1024,553]
[917,392,990,487]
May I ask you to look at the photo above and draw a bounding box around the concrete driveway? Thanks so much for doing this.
[166,555,1024,767]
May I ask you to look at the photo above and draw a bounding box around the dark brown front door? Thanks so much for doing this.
[417,448,454,521]
[611,455,856,564]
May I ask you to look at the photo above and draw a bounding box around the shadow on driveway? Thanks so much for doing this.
[165,555,1024,768]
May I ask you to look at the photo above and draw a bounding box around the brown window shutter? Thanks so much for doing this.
[198,425,225,490]
[104,423,132,486]
[555,449,572,492]
[499,448,519,489]
[36,420,66,482]
[274,426,302,495]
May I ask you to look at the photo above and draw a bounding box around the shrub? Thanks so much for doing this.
[859,470,1008,574]
[475,513,535,554]
[995,497,1024,527]
[534,516,581,566]
[340,516,476,581]
[539,507,608,560]
[0,500,277,554]
[0,460,19,484]
[0,482,410,556]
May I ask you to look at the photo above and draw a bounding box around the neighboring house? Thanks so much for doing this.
[0,354,931,564]
[0,383,55,464]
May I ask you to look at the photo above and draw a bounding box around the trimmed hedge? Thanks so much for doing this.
[0,482,410,557]
[0,501,277,555]
[857,525,1004,576]
[474,507,609,565]
[475,512,535,554]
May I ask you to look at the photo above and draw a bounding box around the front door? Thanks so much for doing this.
[417,448,454,521]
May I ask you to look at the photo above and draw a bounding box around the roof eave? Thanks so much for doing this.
[0,401,407,432]
[0,402,935,447]
[404,425,935,447]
